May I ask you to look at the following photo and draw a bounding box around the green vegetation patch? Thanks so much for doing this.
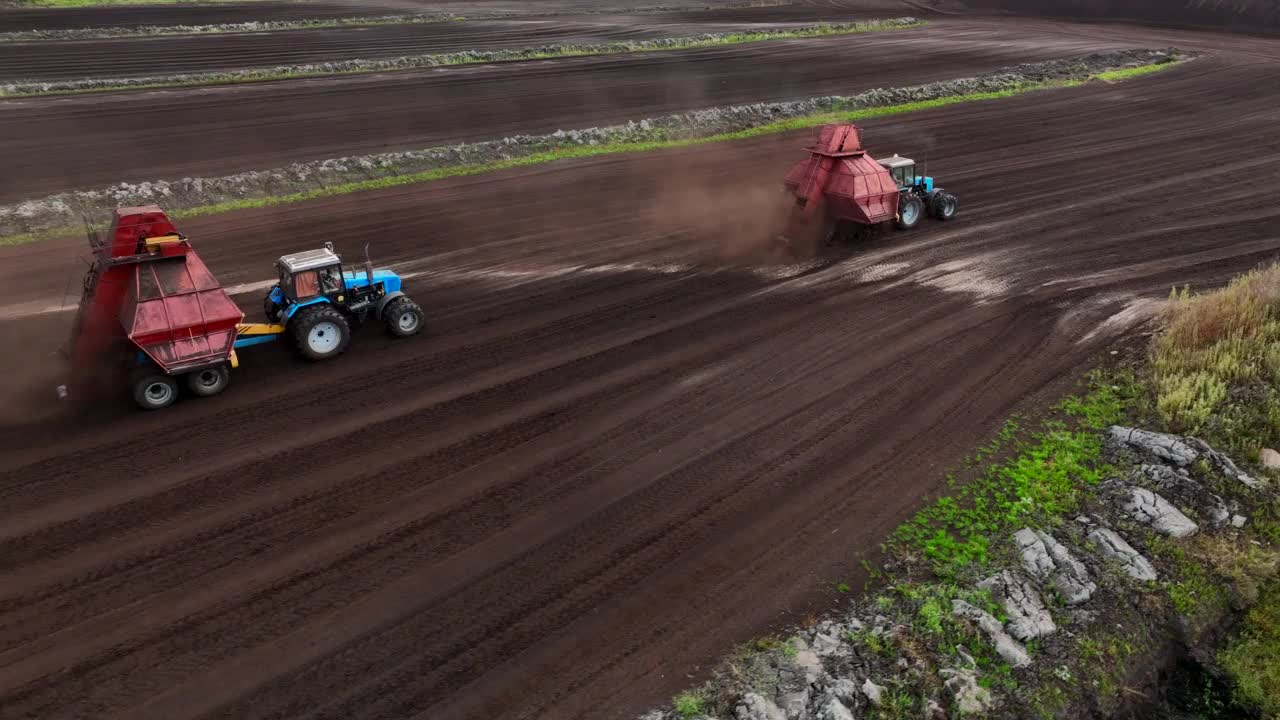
[1220,580,1280,717]
[1153,266,1280,455]
[890,377,1130,579]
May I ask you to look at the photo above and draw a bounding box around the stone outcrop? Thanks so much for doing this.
[952,600,1031,667]
[1088,528,1157,581]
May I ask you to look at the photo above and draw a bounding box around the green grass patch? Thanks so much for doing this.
[673,689,707,718]
[891,374,1132,578]
[0,59,1182,249]
[1219,580,1280,717]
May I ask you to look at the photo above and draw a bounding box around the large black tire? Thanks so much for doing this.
[291,304,350,361]
[263,291,281,323]
[896,194,924,230]
[930,191,958,221]
[186,365,231,397]
[132,373,179,411]
[383,297,425,338]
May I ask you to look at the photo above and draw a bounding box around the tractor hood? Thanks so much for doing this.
[343,268,403,294]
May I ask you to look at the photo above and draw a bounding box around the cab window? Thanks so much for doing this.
[293,270,320,299]
[317,265,344,295]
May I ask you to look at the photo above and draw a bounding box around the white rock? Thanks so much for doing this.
[1109,426,1199,465]
[1261,448,1280,469]
[952,600,1031,668]
[1120,486,1199,538]
[778,689,809,720]
[1014,528,1055,580]
[942,666,994,715]
[736,692,786,720]
[1136,464,1231,525]
[1187,437,1262,488]
[792,649,824,685]
[1231,514,1248,528]
[1088,528,1157,581]
[811,631,844,657]
[861,678,886,706]
[816,697,854,720]
[979,571,1056,641]
[1033,530,1097,605]
[829,678,859,706]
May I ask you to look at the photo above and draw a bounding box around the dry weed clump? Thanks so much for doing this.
[1153,263,1280,449]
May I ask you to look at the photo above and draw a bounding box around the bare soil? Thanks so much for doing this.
[0,8,1279,720]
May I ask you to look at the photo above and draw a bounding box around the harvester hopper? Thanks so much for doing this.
[63,206,244,406]
[61,205,427,411]
[779,123,958,248]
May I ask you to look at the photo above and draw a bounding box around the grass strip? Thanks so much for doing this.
[1,19,921,96]
[0,59,1182,248]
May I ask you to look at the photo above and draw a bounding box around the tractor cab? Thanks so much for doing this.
[877,154,934,192]
[276,246,345,304]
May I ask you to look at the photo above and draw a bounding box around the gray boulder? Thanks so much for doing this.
[778,688,810,720]
[952,600,1031,667]
[1135,464,1231,525]
[1120,486,1199,537]
[979,571,1056,641]
[860,678,886,706]
[1013,528,1055,580]
[1088,528,1157,581]
[815,697,854,720]
[941,666,994,715]
[1109,426,1198,465]
[1261,448,1280,469]
[1035,530,1097,604]
[791,647,825,685]
[736,693,786,720]
[1186,437,1261,488]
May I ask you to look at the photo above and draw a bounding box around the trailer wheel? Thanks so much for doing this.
[186,365,231,398]
[132,374,179,411]
[383,297,424,338]
[292,305,350,361]
[896,194,924,230]
[930,192,958,221]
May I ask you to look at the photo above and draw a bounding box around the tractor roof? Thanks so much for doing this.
[876,154,915,168]
[278,247,340,273]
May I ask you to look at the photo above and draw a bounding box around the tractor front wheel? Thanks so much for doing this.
[132,373,179,411]
[186,365,231,398]
[930,192,958,221]
[896,194,924,230]
[292,305,351,361]
[384,297,425,338]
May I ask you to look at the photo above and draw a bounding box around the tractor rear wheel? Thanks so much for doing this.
[292,305,350,361]
[186,365,231,397]
[384,297,425,338]
[896,194,924,230]
[930,192,958,221]
[132,373,179,411]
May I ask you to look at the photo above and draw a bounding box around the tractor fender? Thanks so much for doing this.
[375,291,406,319]
[283,296,332,323]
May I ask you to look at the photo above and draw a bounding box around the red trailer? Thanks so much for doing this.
[64,206,244,409]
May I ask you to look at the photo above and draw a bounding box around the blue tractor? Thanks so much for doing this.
[259,242,424,361]
[876,154,958,229]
